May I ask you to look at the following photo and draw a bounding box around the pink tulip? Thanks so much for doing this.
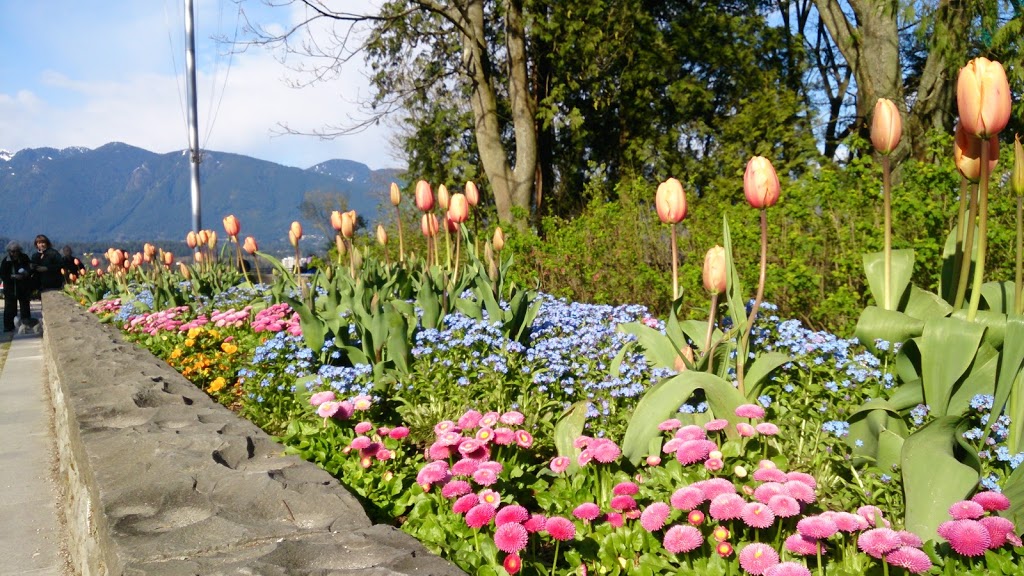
[743,156,780,209]
[870,98,902,155]
[957,57,1011,139]
[655,177,687,224]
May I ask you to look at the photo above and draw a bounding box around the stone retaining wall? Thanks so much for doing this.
[41,293,464,576]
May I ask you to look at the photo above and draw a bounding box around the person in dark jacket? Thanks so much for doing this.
[60,245,86,282]
[30,234,64,292]
[1,241,35,332]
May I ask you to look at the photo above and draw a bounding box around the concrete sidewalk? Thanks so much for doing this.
[0,303,71,575]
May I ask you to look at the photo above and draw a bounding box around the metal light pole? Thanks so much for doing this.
[184,0,202,232]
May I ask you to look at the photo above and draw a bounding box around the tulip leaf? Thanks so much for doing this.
[862,249,915,311]
[854,306,924,355]
[981,281,1017,315]
[920,316,986,417]
[949,308,1006,349]
[947,342,998,416]
[993,317,1024,452]
[848,405,907,465]
[621,371,745,465]
[875,428,905,475]
[902,416,979,541]
[722,216,747,338]
[903,286,953,321]
[744,352,793,399]
[999,464,1024,529]
[553,401,589,474]
[618,322,688,370]
[940,225,979,304]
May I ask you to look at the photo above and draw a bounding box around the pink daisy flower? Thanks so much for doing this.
[767,494,801,518]
[427,441,452,460]
[503,553,521,575]
[610,495,638,511]
[674,425,708,441]
[753,482,785,504]
[948,500,985,520]
[687,510,705,526]
[784,533,823,556]
[478,489,501,508]
[832,512,869,532]
[764,562,812,576]
[495,505,529,526]
[784,480,816,504]
[857,505,888,527]
[670,486,706,511]
[708,493,746,521]
[309,390,336,406]
[471,467,498,486]
[523,513,547,533]
[476,427,495,442]
[943,519,991,556]
[441,480,472,499]
[753,468,788,483]
[797,515,838,539]
[437,431,462,446]
[478,459,503,474]
[979,515,1017,548]
[705,457,724,471]
[466,503,496,528]
[351,394,372,411]
[500,410,525,425]
[493,427,516,445]
[605,512,624,527]
[647,455,662,466]
[972,490,1011,512]
[590,438,622,463]
[480,411,500,427]
[663,525,703,554]
[316,401,340,418]
[885,546,932,574]
[896,530,923,547]
[354,421,373,434]
[662,438,683,453]
[577,449,593,467]
[640,502,671,532]
[755,422,780,436]
[459,439,490,460]
[452,493,478,514]
[736,422,756,437]
[572,435,591,449]
[434,420,457,435]
[416,461,450,486]
[549,456,570,474]
[494,522,529,553]
[572,503,601,522]
[705,418,729,431]
[613,481,640,496]
[785,471,817,488]
[388,426,410,439]
[451,458,480,476]
[545,516,576,541]
[658,418,683,431]
[457,409,483,430]
[515,430,533,448]
[738,542,779,575]
[742,502,776,529]
[735,403,766,419]
[695,478,737,500]
[857,528,902,558]
[350,436,372,450]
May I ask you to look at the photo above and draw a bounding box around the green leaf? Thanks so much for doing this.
[999,463,1024,529]
[901,416,979,540]
[554,401,589,473]
[854,306,924,356]
[744,351,793,398]
[981,281,1017,315]
[863,248,915,310]
[621,371,745,465]
[903,286,953,321]
[919,317,986,417]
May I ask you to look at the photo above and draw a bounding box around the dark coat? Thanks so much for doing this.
[1,252,35,297]
[31,247,64,290]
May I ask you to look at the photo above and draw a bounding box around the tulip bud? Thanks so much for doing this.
[222,214,240,239]
[957,57,1011,139]
[162,251,174,266]
[352,247,363,269]
[1013,134,1024,196]
[448,193,469,223]
[376,224,388,246]
[335,234,346,257]
[289,229,299,248]
[197,229,209,247]
[390,182,401,206]
[655,178,687,224]
[492,227,505,251]
[954,123,999,182]
[206,230,217,250]
[488,258,499,284]
[243,236,258,255]
[178,262,191,279]
[437,184,451,211]
[194,250,204,263]
[702,245,727,294]
[341,211,356,239]
[484,242,494,267]
[290,221,303,241]
[421,213,439,237]
[330,210,343,232]
[415,180,434,212]
[465,181,480,206]
[444,214,459,233]
[870,98,902,155]
[186,231,198,249]
[91,257,100,268]
[743,156,781,209]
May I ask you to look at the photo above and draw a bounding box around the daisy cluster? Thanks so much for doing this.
[309,391,407,468]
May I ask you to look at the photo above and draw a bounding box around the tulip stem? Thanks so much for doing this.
[395,206,405,263]
[882,155,893,311]
[1017,193,1023,315]
[954,181,979,311]
[704,292,719,373]
[737,209,768,397]
[950,177,969,303]
[967,142,991,322]
[671,224,680,301]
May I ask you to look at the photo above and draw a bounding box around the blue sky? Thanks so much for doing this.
[0,0,398,169]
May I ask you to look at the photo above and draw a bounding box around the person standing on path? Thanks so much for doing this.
[1,241,35,331]
[31,234,64,293]
[60,245,86,282]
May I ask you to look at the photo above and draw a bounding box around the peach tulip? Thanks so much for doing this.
[330,210,344,232]
[206,230,217,250]
[197,229,209,246]
[162,251,174,266]
[743,156,780,209]
[390,182,401,206]
[465,181,480,206]
[703,245,727,294]
[223,215,240,239]
[243,236,258,255]
[90,257,100,268]
[186,230,198,249]
[443,215,459,233]
[492,227,505,251]
[290,221,303,241]
[870,98,902,155]
[448,193,469,223]
[376,224,388,246]
[954,123,999,182]
[437,184,451,211]
[415,180,434,212]
[957,57,1011,139]
[341,210,356,239]
[421,213,439,237]
[655,178,687,224]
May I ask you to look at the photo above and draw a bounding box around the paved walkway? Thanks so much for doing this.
[0,302,71,575]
